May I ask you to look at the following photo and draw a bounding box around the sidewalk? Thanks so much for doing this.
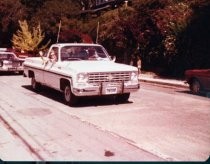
[0,116,37,161]
[139,72,188,88]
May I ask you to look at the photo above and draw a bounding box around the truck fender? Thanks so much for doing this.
[60,78,73,92]
[28,70,35,78]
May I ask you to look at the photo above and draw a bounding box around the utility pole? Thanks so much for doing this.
[96,21,100,43]
[56,20,62,43]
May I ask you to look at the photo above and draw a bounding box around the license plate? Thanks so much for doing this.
[8,67,17,71]
[105,87,117,94]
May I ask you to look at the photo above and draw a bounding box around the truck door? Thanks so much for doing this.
[198,69,210,90]
[204,70,210,90]
[43,47,60,90]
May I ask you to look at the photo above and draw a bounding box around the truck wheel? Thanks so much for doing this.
[31,77,41,91]
[116,93,130,103]
[190,79,201,94]
[18,71,23,75]
[64,85,77,106]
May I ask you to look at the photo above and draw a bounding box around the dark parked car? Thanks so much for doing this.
[0,51,24,73]
[185,69,210,94]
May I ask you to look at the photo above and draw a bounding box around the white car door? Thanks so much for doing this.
[43,47,61,90]
[43,60,61,90]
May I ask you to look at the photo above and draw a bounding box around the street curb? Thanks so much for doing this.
[139,77,189,89]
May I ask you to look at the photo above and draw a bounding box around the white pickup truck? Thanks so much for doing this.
[23,43,140,105]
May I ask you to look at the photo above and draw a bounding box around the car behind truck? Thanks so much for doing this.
[185,69,210,94]
[23,43,140,106]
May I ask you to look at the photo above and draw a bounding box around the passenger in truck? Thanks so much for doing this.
[49,50,58,63]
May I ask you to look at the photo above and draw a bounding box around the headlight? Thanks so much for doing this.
[77,73,88,83]
[131,72,138,81]
[3,60,12,64]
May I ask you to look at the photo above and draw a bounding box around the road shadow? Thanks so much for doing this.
[177,90,210,99]
[0,72,23,76]
[22,85,133,108]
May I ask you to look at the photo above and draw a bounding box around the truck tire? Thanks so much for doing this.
[63,85,77,106]
[31,77,41,91]
[190,79,201,94]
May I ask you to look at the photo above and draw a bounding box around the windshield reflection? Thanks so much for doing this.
[60,45,110,61]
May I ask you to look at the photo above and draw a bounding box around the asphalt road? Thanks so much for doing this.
[0,73,210,161]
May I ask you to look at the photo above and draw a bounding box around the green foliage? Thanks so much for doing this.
[174,1,210,74]
[59,29,93,43]
[12,20,49,53]
[94,6,138,63]
[0,0,26,31]
[0,0,27,46]
[153,2,192,56]
[0,0,210,76]
[30,0,81,37]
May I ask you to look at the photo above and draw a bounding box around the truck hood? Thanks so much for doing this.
[63,61,137,73]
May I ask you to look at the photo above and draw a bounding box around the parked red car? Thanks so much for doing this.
[185,69,210,94]
[0,51,24,73]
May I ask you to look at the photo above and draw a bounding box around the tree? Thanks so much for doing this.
[0,0,26,46]
[59,29,93,43]
[94,5,138,63]
[174,0,210,73]
[0,0,209,77]
[12,20,49,53]
[30,0,81,42]
[0,0,26,31]
[153,2,192,56]
[131,0,164,71]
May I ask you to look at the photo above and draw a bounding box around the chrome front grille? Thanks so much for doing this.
[12,62,20,67]
[88,72,130,83]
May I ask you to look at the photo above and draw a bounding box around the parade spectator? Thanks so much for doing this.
[137,56,141,74]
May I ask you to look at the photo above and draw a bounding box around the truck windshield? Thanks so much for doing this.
[60,45,110,61]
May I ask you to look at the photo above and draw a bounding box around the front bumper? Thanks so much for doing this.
[0,66,23,72]
[72,82,140,96]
